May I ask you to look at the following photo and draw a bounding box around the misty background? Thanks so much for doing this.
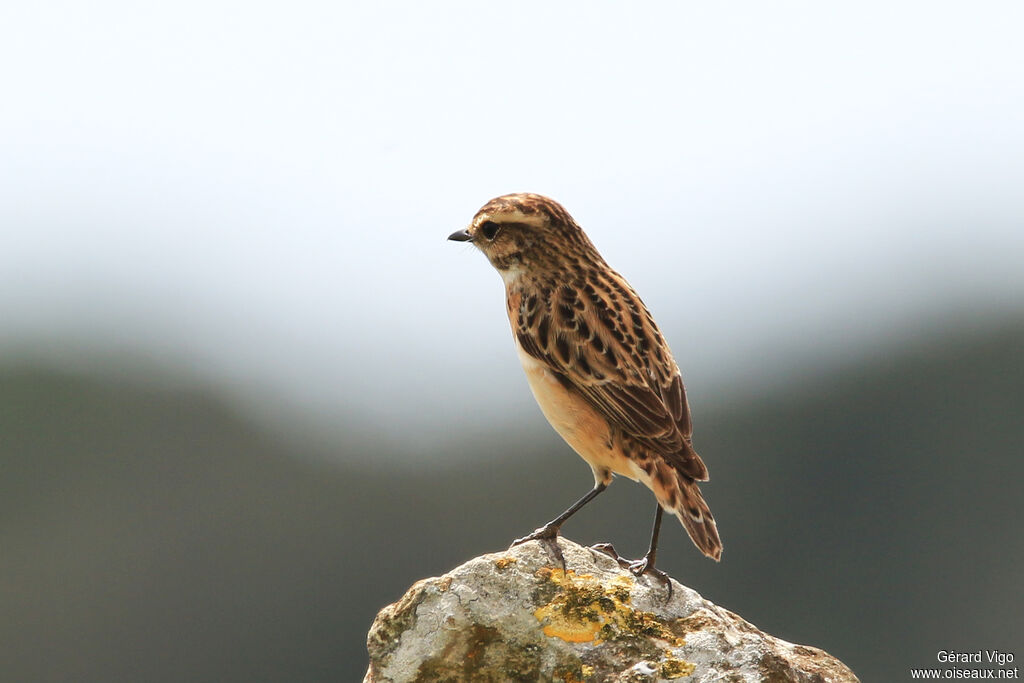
[2,2,1022,681]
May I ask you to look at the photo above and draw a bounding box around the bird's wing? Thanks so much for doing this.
[511,274,707,481]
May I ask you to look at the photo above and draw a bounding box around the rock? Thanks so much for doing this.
[365,538,859,682]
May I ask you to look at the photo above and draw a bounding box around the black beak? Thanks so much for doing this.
[448,229,473,242]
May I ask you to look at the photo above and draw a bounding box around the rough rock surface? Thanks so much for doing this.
[365,538,858,682]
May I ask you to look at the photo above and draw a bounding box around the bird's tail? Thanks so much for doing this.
[674,477,722,561]
[651,461,723,561]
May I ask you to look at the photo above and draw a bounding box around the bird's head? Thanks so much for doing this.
[449,193,600,278]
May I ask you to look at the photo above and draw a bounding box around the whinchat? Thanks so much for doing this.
[449,193,721,581]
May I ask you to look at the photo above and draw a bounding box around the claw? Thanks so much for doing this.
[589,542,625,563]
[628,556,673,601]
[510,526,565,572]
[589,544,672,598]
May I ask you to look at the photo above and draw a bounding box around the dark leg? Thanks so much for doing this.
[511,482,608,568]
[591,504,673,600]
[639,505,664,567]
[629,505,672,599]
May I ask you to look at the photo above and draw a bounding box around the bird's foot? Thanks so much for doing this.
[511,525,565,571]
[589,542,629,566]
[627,555,673,601]
[590,545,673,601]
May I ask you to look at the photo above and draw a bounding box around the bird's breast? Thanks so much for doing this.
[513,337,639,482]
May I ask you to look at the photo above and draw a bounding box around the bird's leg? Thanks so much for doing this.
[511,482,608,570]
[628,505,673,600]
[591,504,673,599]
[512,481,609,543]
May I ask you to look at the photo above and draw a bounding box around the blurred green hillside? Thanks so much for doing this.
[2,316,1022,682]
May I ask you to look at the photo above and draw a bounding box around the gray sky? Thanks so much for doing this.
[2,2,1022,456]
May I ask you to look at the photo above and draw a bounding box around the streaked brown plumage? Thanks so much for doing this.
[449,193,721,575]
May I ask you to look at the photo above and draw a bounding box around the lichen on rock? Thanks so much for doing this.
[364,538,858,682]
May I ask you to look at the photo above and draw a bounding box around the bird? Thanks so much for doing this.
[448,193,721,583]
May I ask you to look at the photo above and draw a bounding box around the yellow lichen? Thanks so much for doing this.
[660,657,696,679]
[533,569,614,643]
[554,666,585,683]
[535,606,604,642]
[532,568,687,650]
[494,557,518,570]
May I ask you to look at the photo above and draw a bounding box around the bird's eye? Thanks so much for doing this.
[480,221,501,240]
